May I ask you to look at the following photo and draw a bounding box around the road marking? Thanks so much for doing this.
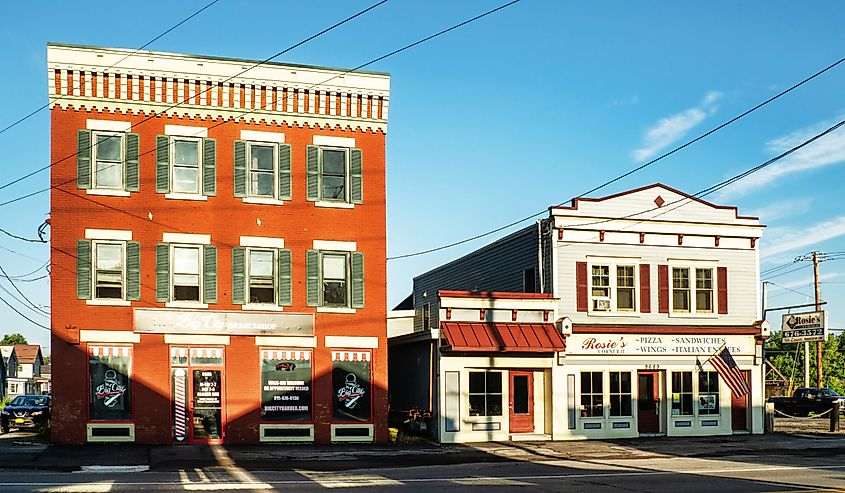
[75,465,149,474]
[1,463,843,488]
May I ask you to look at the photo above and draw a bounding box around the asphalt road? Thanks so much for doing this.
[0,451,842,492]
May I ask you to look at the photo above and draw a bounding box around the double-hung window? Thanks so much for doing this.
[77,236,140,304]
[306,247,364,310]
[231,243,292,308]
[233,137,292,202]
[306,141,363,205]
[77,126,139,194]
[468,371,503,417]
[590,264,637,313]
[156,240,217,306]
[671,267,714,313]
[156,129,216,198]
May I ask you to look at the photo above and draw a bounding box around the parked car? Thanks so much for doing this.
[0,395,51,433]
[768,387,844,417]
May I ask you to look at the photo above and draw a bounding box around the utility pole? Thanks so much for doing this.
[813,251,822,388]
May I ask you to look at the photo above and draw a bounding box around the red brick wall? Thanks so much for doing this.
[50,107,388,444]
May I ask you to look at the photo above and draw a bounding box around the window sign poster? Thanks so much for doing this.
[193,370,221,407]
[332,357,371,422]
[261,351,312,422]
[89,347,132,421]
[698,394,717,411]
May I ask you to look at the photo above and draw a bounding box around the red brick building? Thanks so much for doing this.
[48,43,390,444]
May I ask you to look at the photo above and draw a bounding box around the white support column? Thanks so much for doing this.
[382,97,389,120]
[154,76,162,103]
[72,70,81,97]
[371,95,378,119]
[329,91,336,116]
[48,69,56,98]
[132,75,140,101]
[244,84,252,110]
[187,78,195,105]
[97,72,105,99]
[351,93,358,118]
[297,89,305,114]
[211,80,218,107]
[222,83,230,107]
[120,74,128,100]
[108,73,116,99]
[234,83,241,108]
[340,93,348,117]
[84,71,92,97]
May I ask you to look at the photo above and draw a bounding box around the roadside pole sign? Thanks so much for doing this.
[781,310,827,343]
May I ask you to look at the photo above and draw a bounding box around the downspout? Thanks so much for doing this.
[537,219,544,293]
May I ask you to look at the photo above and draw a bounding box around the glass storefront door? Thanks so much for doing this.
[192,369,222,441]
[171,347,225,443]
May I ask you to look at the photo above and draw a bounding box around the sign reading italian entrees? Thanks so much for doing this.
[781,311,827,343]
[565,334,755,356]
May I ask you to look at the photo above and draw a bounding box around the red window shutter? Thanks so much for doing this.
[717,266,728,314]
[639,264,651,313]
[576,261,588,312]
[658,264,669,313]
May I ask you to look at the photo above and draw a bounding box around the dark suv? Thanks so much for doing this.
[1,395,51,433]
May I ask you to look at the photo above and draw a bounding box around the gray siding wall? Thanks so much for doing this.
[412,224,540,331]
[388,340,434,413]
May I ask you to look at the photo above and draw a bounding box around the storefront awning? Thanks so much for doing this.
[441,322,565,353]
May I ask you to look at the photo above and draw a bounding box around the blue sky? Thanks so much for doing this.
[0,1,843,352]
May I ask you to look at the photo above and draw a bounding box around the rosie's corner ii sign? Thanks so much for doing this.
[781,310,827,343]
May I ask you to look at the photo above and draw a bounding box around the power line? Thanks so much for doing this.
[0,264,49,315]
[767,281,815,300]
[0,281,49,319]
[763,264,811,281]
[387,61,845,260]
[0,0,389,195]
[0,291,50,330]
[0,0,520,209]
[0,226,47,243]
[0,0,222,140]
[0,260,49,280]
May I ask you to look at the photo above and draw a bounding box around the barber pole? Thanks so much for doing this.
[173,369,187,442]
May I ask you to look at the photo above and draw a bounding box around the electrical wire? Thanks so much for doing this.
[0,0,390,194]
[0,226,47,243]
[0,291,50,330]
[0,264,50,315]
[0,0,222,140]
[763,264,811,281]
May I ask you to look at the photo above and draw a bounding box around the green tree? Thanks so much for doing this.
[0,333,27,345]
[765,331,845,394]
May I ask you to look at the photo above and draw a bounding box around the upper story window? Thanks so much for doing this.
[156,127,216,198]
[77,126,139,194]
[231,242,292,308]
[156,237,217,306]
[77,233,140,305]
[306,244,364,310]
[590,264,637,313]
[306,139,363,206]
[672,267,713,313]
[233,137,292,202]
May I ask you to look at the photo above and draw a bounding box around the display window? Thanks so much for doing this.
[88,346,132,421]
[260,350,313,422]
[331,351,371,422]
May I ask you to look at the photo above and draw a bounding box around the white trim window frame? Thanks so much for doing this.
[171,244,203,303]
[318,146,349,203]
[247,142,277,199]
[92,131,124,190]
[320,251,349,307]
[588,262,638,314]
[93,241,125,301]
[670,264,716,315]
[170,137,203,195]
[247,248,276,305]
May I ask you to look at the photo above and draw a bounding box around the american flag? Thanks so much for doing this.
[707,345,750,398]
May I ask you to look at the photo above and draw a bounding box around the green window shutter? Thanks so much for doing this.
[124,133,140,192]
[351,251,364,308]
[76,239,92,300]
[203,245,217,303]
[306,145,319,201]
[278,143,292,200]
[77,130,92,189]
[232,247,246,305]
[306,250,319,306]
[156,243,170,302]
[233,141,247,197]
[155,135,171,193]
[202,138,216,196]
[126,241,141,301]
[350,148,363,204]
[277,248,292,307]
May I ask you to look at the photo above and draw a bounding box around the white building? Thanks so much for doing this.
[390,184,767,443]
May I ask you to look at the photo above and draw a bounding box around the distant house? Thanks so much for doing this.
[35,364,51,395]
[12,345,44,395]
[0,351,6,401]
[0,346,24,398]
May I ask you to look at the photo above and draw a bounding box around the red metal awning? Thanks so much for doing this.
[440,322,565,353]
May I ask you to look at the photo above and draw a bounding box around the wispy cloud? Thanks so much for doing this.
[748,197,813,222]
[631,91,722,162]
[716,117,845,200]
[609,95,639,107]
[761,215,845,259]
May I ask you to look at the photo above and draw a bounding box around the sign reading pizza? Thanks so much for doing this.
[782,310,827,343]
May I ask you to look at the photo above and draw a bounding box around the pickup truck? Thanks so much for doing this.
[768,387,844,417]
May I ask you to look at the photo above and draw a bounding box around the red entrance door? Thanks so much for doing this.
[637,371,660,433]
[509,371,534,433]
[731,370,750,431]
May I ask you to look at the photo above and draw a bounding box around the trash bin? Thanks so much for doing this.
[388,427,399,442]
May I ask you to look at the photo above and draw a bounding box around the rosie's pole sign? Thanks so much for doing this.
[782,311,827,343]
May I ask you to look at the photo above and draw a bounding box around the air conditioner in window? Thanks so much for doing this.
[592,297,611,311]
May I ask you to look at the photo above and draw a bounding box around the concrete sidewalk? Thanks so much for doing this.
[1,432,843,472]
